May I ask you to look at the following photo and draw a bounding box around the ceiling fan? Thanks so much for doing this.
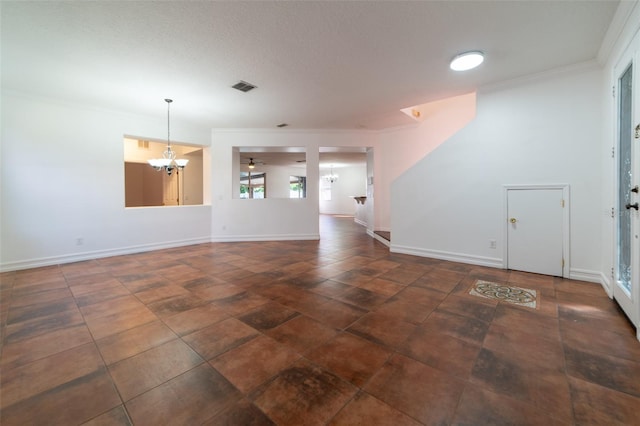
[240,157,265,169]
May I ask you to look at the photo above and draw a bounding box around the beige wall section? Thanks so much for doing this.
[375,92,477,231]
[124,162,163,207]
[183,149,204,205]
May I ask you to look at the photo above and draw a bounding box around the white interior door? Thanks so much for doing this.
[614,33,640,330]
[163,172,179,206]
[506,187,565,277]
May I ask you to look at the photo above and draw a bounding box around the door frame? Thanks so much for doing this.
[612,38,640,329]
[502,184,570,277]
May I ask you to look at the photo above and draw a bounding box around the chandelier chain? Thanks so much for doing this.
[165,98,172,151]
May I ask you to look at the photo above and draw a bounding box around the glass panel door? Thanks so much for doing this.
[618,64,633,294]
[614,36,640,334]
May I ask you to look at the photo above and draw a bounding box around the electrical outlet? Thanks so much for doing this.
[489,239,497,249]
[76,237,84,246]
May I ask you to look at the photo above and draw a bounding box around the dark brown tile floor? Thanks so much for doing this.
[1,215,640,425]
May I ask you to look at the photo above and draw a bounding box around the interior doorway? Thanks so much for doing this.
[318,147,372,233]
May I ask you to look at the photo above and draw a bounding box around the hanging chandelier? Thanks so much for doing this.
[323,165,339,183]
[148,99,189,175]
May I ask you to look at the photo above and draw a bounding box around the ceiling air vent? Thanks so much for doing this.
[232,80,257,92]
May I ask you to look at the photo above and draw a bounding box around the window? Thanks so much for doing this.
[290,176,306,198]
[240,172,266,199]
[123,137,204,207]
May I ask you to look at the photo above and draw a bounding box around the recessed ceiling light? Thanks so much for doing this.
[450,51,484,71]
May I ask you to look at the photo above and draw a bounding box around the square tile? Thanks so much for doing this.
[307,279,353,298]
[1,343,106,408]
[401,325,481,379]
[564,345,640,397]
[483,323,565,370]
[81,405,132,426]
[7,297,78,325]
[299,299,367,329]
[374,298,434,324]
[452,384,565,425]
[95,320,177,365]
[203,398,275,425]
[134,285,192,305]
[377,268,424,285]
[425,309,490,345]
[80,295,146,322]
[328,392,421,426]
[126,363,242,425]
[266,315,338,354]
[183,317,259,360]
[365,354,465,424]
[9,287,72,309]
[470,347,573,422]
[83,305,157,340]
[356,278,405,297]
[307,332,391,387]
[470,347,533,401]
[347,312,416,350]
[437,294,497,322]
[211,291,271,316]
[253,358,357,426]
[560,317,640,362]
[0,324,92,371]
[1,369,122,425]
[335,287,389,311]
[391,286,447,308]
[162,303,229,336]
[210,335,301,393]
[73,284,131,307]
[238,302,299,331]
[108,339,203,401]
[147,294,207,318]
[4,309,84,345]
[569,376,640,425]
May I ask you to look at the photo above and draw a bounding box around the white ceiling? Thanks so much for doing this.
[2,1,619,130]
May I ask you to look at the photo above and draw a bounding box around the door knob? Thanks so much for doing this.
[625,203,639,210]
[510,218,517,223]
[632,186,639,193]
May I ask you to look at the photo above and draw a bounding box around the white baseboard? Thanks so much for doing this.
[569,268,612,296]
[354,218,367,227]
[390,244,503,268]
[0,237,211,272]
[369,230,390,247]
[210,234,320,243]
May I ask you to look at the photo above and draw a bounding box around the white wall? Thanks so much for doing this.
[319,164,367,215]
[390,65,604,281]
[210,129,374,241]
[0,91,212,270]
